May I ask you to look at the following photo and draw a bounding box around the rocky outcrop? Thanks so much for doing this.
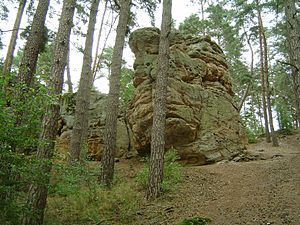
[56,91,135,160]
[56,28,247,165]
[128,27,247,165]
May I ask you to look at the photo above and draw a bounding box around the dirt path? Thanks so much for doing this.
[133,132,300,225]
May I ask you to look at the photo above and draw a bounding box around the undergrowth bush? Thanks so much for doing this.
[0,73,49,224]
[136,148,182,192]
[246,128,258,144]
[45,161,138,225]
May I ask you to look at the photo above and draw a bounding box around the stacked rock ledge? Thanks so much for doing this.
[56,27,247,165]
[127,27,247,165]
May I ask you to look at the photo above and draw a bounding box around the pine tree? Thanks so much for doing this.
[99,0,132,187]
[284,0,300,128]
[18,0,50,87]
[2,0,27,75]
[69,0,101,163]
[256,0,271,143]
[147,0,172,200]
[21,0,77,224]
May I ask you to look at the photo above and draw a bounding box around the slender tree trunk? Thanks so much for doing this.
[2,0,27,75]
[256,1,271,143]
[262,32,279,146]
[284,0,300,128]
[99,0,131,187]
[200,0,206,35]
[92,0,108,76]
[21,0,76,224]
[238,29,253,112]
[256,93,264,134]
[66,46,73,93]
[18,0,50,87]
[69,0,100,163]
[257,1,279,146]
[93,13,118,82]
[147,0,172,200]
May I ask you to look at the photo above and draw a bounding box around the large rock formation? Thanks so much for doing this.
[128,27,247,165]
[56,91,134,160]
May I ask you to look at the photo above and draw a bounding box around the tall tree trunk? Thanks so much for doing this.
[69,0,100,163]
[93,12,118,82]
[2,0,27,75]
[200,0,206,35]
[262,32,279,146]
[238,29,254,112]
[284,0,300,128]
[256,93,264,134]
[66,46,73,93]
[18,0,50,87]
[21,0,76,224]
[99,0,131,187]
[257,1,271,143]
[92,0,108,76]
[147,0,172,200]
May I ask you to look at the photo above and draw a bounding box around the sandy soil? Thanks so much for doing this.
[129,131,300,225]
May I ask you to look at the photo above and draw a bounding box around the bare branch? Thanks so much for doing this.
[277,60,299,71]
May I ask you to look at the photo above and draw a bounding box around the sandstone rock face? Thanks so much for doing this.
[56,91,134,160]
[128,27,247,165]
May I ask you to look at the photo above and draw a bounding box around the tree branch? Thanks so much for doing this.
[277,60,299,71]
[0,28,26,33]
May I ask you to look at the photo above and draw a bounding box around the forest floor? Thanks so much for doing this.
[118,131,300,225]
[46,131,300,225]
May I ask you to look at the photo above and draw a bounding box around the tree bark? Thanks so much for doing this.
[147,0,172,200]
[238,29,253,112]
[92,0,108,76]
[69,0,100,163]
[284,0,300,128]
[256,0,271,143]
[66,46,73,93]
[21,0,76,224]
[262,32,279,146]
[93,13,118,82]
[2,0,27,75]
[99,0,131,188]
[18,0,50,87]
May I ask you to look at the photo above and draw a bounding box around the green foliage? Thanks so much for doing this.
[0,147,49,224]
[0,148,27,224]
[246,128,259,144]
[96,46,134,106]
[273,63,294,132]
[0,1,9,20]
[45,161,139,225]
[178,216,211,225]
[120,67,134,107]
[136,148,182,192]
[0,71,49,224]
[179,14,207,36]
[0,78,48,151]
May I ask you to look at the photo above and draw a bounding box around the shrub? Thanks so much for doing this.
[136,148,182,192]
[0,73,49,224]
[246,128,258,144]
[45,161,139,225]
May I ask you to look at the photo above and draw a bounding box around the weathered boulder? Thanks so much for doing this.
[56,90,135,160]
[128,27,247,165]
